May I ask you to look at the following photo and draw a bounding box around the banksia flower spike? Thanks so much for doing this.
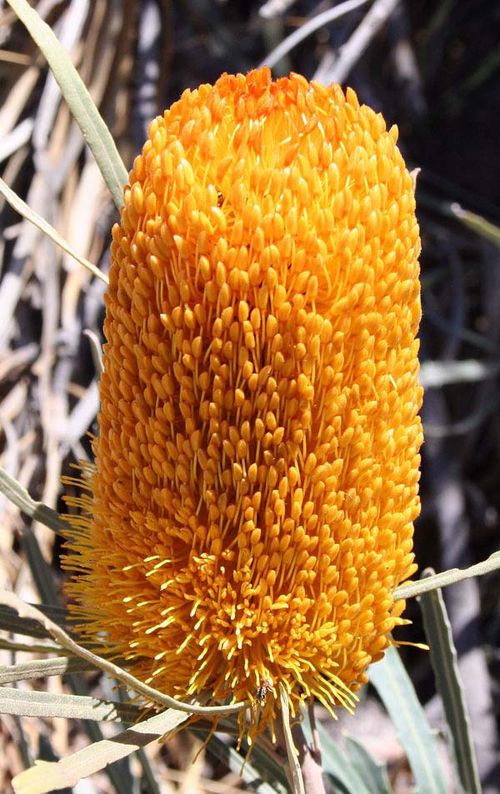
[64,67,423,743]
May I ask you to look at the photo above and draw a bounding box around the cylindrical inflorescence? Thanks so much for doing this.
[63,67,423,741]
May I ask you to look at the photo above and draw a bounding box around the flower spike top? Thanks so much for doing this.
[64,67,423,742]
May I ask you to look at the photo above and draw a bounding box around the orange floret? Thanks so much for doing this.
[63,67,423,742]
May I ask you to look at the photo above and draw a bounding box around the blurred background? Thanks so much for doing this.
[0,0,499,791]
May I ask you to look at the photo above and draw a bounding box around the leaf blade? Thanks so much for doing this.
[0,465,71,535]
[12,708,189,794]
[0,686,143,723]
[370,646,448,794]
[419,573,481,794]
[0,177,108,284]
[344,735,392,794]
[0,656,94,685]
[315,722,372,794]
[6,0,128,209]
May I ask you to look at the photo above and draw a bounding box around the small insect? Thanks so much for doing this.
[217,191,224,207]
[256,678,273,705]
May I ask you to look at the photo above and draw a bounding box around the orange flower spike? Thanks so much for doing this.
[63,68,423,743]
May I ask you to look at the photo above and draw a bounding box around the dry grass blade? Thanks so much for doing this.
[259,0,369,69]
[0,177,108,284]
[12,707,190,794]
[0,590,248,717]
[328,0,402,83]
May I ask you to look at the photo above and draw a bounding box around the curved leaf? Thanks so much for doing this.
[370,646,448,794]
[6,0,128,209]
[12,707,189,794]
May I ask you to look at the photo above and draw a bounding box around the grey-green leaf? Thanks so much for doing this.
[12,707,189,794]
[0,177,107,283]
[207,733,283,794]
[315,722,372,794]
[370,646,448,794]
[0,602,67,640]
[6,0,128,209]
[0,465,70,535]
[0,656,94,684]
[344,735,392,794]
[419,574,481,794]
[0,686,143,723]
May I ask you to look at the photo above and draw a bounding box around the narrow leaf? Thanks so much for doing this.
[0,655,93,684]
[370,646,448,794]
[6,0,128,209]
[207,733,283,794]
[12,707,189,794]
[315,722,372,794]
[0,687,142,723]
[0,177,108,284]
[0,602,68,640]
[419,571,481,794]
[250,735,291,792]
[21,528,60,606]
[395,550,500,600]
[0,590,247,718]
[344,735,392,794]
[0,637,64,655]
[0,466,71,535]
[451,202,500,247]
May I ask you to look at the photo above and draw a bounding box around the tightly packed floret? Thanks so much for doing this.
[64,67,423,740]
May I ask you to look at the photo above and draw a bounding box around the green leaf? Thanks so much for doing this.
[250,735,291,792]
[0,686,143,723]
[12,707,189,794]
[419,572,481,794]
[344,735,392,794]
[6,0,128,209]
[370,646,448,794]
[21,527,60,606]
